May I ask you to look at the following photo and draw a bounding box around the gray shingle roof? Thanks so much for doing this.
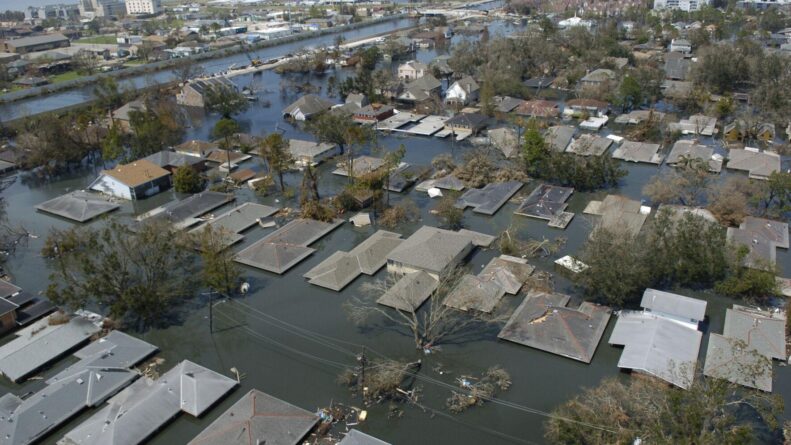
[61,360,237,445]
[703,333,772,392]
[640,288,707,323]
[386,226,474,275]
[726,148,781,180]
[377,271,439,312]
[723,305,786,361]
[455,181,523,215]
[282,94,334,118]
[338,430,391,445]
[35,191,120,223]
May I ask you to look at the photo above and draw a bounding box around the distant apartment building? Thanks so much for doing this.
[24,4,80,22]
[78,0,126,18]
[653,0,709,11]
[736,0,791,7]
[126,0,161,15]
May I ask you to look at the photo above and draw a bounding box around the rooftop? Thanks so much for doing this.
[498,292,611,363]
[377,271,439,312]
[666,139,722,172]
[139,192,235,229]
[545,126,575,152]
[640,288,707,324]
[703,333,772,392]
[612,141,663,164]
[723,305,786,361]
[101,159,171,188]
[188,389,318,445]
[454,181,523,215]
[338,429,391,445]
[584,195,648,237]
[566,134,613,157]
[726,216,789,269]
[726,148,781,180]
[332,156,385,177]
[387,226,488,276]
[35,191,120,223]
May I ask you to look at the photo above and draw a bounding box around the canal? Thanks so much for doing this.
[0,17,789,445]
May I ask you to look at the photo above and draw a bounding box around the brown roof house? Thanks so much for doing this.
[89,159,171,200]
[515,100,560,118]
[176,77,237,109]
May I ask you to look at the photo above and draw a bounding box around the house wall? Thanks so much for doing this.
[90,175,133,200]
[0,312,16,336]
[176,85,205,108]
[386,243,472,280]
[131,175,171,199]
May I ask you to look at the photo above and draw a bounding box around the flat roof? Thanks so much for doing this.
[611,141,663,164]
[235,218,343,274]
[454,181,523,215]
[188,389,319,445]
[0,314,101,383]
[498,292,611,363]
[641,288,707,322]
[61,360,237,445]
[36,191,120,223]
[703,333,773,392]
[377,271,438,312]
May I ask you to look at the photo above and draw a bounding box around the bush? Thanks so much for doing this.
[379,200,418,229]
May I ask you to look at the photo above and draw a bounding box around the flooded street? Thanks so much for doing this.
[1,18,790,445]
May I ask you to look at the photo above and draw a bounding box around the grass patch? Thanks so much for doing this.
[76,35,117,44]
[50,71,81,83]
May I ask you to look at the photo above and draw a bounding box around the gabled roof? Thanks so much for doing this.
[493,96,524,113]
[450,75,479,93]
[514,183,573,220]
[612,141,663,164]
[516,100,560,118]
[445,112,488,129]
[405,74,441,93]
[377,271,439,312]
[188,389,318,445]
[727,148,781,180]
[100,159,170,188]
[580,68,616,83]
[666,140,722,172]
[545,126,575,152]
[143,150,205,169]
[288,139,338,159]
[282,94,334,117]
[175,139,218,156]
[444,274,506,313]
[62,361,237,445]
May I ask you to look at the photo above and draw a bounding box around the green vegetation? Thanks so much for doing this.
[173,166,204,193]
[76,35,117,45]
[49,71,81,84]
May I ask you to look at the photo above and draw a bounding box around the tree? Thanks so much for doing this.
[173,166,204,193]
[545,372,782,445]
[643,159,711,206]
[128,103,184,159]
[521,122,548,175]
[204,83,249,117]
[435,193,463,230]
[42,221,198,328]
[72,49,99,75]
[306,111,358,154]
[345,268,506,349]
[93,77,126,111]
[453,150,495,189]
[212,118,241,172]
[259,133,293,192]
[173,58,205,84]
[617,74,642,110]
[382,145,406,207]
[101,123,124,165]
[195,225,240,296]
[753,171,791,218]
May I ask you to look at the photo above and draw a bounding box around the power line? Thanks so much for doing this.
[213,300,621,436]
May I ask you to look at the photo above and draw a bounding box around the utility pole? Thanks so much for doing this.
[357,346,367,400]
[207,289,215,333]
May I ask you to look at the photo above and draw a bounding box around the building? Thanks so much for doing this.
[143,150,206,173]
[669,38,693,54]
[397,60,427,80]
[78,0,127,17]
[445,76,480,105]
[89,159,172,200]
[516,100,560,118]
[282,94,335,120]
[445,112,488,135]
[398,75,441,103]
[176,77,237,108]
[126,0,161,14]
[386,226,476,278]
[654,0,709,11]
[24,4,80,22]
[353,104,395,123]
[727,216,789,269]
[288,139,340,167]
[578,68,616,89]
[110,99,146,132]
[1,33,69,54]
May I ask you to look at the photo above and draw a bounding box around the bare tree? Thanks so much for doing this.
[344,267,507,350]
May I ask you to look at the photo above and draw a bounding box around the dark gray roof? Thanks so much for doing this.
[478,255,534,295]
[455,181,523,215]
[5,33,68,48]
[726,216,789,269]
[0,279,21,299]
[235,219,344,274]
[36,191,120,223]
[493,96,524,113]
[514,184,573,220]
[523,76,555,88]
[61,360,237,445]
[188,389,318,445]
[498,292,611,363]
[445,112,488,129]
[545,126,575,152]
[139,192,235,229]
[190,203,279,247]
[663,52,691,80]
[612,141,663,164]
[666,140,721,172]
[0,298,17,317]
[0,315,101,383]
[338,430,391,445]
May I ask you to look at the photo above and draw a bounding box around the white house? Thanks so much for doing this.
[669,38,692,54]
[445,76,480,105]
[89,159,171,200]
[397,60,427,80]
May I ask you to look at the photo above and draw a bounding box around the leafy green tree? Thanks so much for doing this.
[212,118,241,173]
[173,166,204,193]
[42,221,198,328]
[753,171,791,218]
[617,75,642,110]
[101,123,124,165]
[382,144,406,207]
[93,77,126,111]
[306,111,358,153]
[521,122,549,175]
[259,133,294,192]
[128,104,184,159]
[204,84,249,117]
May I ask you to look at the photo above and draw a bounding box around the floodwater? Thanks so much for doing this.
[1,19,790,445]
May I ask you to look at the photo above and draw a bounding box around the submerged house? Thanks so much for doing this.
[398,74,441,103]
[445,76,480,105]
[288,139,340,167]
[176,77,237,108]
[282,94,335,120]
[386,226,491,279]
[89,159,171,200]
